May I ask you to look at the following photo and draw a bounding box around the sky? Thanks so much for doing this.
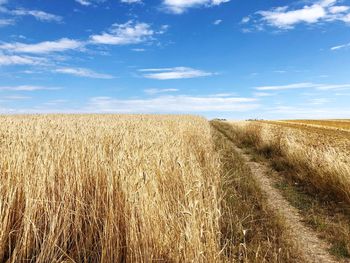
[0,0,350,119]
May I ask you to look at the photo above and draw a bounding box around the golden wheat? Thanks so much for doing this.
[229,121,350,203]
[281,119,350,131]
[0,114,224,262]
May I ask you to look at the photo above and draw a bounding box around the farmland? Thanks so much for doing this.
[0,115,223,262]
[223,119,350,260]
[280,120,350,131]
[1,115,349,262]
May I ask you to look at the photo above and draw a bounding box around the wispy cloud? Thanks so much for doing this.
[75,0,106,6]
[0,18,14,27]
[144,88,178,94]
[255,82,350,91]
[0,95,31,100]
[87,95,258,113]
[263,105,350,119]
[43,99,68,106]
[0,53,45,65]
[0,85,60,91]
[75,0,92,6]
[0,38,84,54]
[121,0,142,4]
[9,9,62,22]
[245,0,350,30]
[253,92,275,97]
[0,5,62,23]
[309,98,331,105]
[213,19,222,25]
[256,82,319,91]
[140,67,215,80]
[90,21,160,45]
[54,67,115,79]
[162,0,230,14]
[331,42,350,50]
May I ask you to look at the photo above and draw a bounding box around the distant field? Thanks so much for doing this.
[259,120,350,154]
[279,119,350,131]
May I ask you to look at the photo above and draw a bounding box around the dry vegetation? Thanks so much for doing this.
[281,119,350,131]
[211,121,300,262]
[227,120,350,259]
[2,114,345,262]
[0,115,224,262]
[229,120,350,203]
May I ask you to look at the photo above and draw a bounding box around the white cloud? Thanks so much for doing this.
[121,0,142,4]
[329,5,350,13]
[140,67,214,80]
[0,6,62,23]
[253,92,275,97]
[0,85,60,91]
[131,48,146,52]
[309,98,331,105]
[75,0,92,6]
[144,88,178,94]
[0,38,84,54]
[263,105,350,119]
[251,0,350,29]
[87,95,258,113]
[75,0,106,6]
[255,82,350,91]
[9,9,62,22]
[331,42,350,50]
[0,54,45,65]
[90,21,156,45]
[162,0,230,14]
[54,67,115,79]
[213,19,222,25]
[0,18,14,26]
[43,99,68,106]
[316,84,350,90]
[241,16,250,24]
[0,95,31,100]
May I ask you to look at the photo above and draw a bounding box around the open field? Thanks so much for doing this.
[259,120,350,153]
[229,120,350,203]
[1,115,349,262]
[226,120,350,260]
[280,120,350,131]
[0,115,223,262]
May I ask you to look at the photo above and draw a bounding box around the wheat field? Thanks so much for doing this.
[229,120,350,203]
[0,115,223,262]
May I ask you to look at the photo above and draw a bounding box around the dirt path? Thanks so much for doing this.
[232,145,339,263]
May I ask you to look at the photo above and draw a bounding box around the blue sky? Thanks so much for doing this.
[0,0,350,119]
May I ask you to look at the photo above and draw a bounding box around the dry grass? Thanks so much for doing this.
[260,120,350,153]
[281,119,350,131]
[229,120,350,204]
[227,120,350,259]
[0,114,224,262]
[211,121,300,262]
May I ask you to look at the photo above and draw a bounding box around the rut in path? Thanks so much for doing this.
[214,126,339,263]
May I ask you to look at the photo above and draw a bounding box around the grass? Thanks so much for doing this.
[229,120,350,204]
[273,176,350,259]
[0,115,225,262]
[211,121,300,262]
[225,120,350,260]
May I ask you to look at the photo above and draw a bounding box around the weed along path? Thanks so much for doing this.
[212,123,339,263]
